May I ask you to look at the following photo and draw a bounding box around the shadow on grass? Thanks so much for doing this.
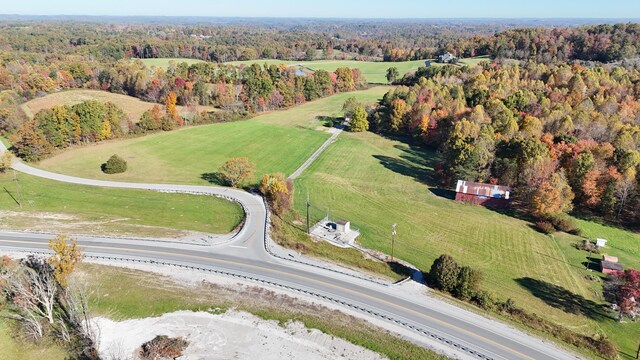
[532,251,584,270]
[316,115,343,128]
[201,172,227,186]
[428,187,455,200]
[516,277,612,321]
[373,155,434,184]
[581,256,601,271]
[3,186,20,206]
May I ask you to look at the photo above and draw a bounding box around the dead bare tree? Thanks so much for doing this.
[616,174,637,218]
[0,256,58,340]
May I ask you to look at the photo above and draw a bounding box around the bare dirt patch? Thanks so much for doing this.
[93,310,386,360]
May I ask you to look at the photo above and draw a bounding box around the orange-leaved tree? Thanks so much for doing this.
[218,157,255,188]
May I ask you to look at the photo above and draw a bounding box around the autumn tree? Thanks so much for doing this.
[530,171,574,218]
[349,104,369,132]
[165,91,179,121]
[218,157,255,188]
[389,98,408,132]
[260,173,292,215]
[342,97,360,119]
[386,67,399,83]
[0,151,12,172]
[613,269,640,320]
[48,234,82,288]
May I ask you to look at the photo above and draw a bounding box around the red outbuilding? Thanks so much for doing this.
[454,180,511,208]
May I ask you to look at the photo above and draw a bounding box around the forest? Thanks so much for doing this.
[0,19,638,224]
[0,20,639,65]
[371,62,640,225]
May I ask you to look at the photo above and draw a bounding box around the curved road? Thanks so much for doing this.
[0,142,579,360]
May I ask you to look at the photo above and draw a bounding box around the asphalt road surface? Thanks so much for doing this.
[0,141,580,360]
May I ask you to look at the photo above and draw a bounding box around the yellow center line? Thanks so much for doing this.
[0,239,535,360]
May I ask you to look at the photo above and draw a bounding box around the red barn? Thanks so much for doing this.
[601,255,623,275]
[455,180,511,208]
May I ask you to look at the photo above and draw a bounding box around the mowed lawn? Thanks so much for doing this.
[0,172,243,237]
[292,131,640,356]
[21,89,217,122]
[36,88,389,184]
[142,57,491,84]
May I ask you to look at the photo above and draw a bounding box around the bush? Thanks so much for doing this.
[574,239,600,253]
[0,151,12,172]
[454,266,482,301]
[535,221,555,234]
[140,335,188,360]
[101,154,127,174]
[550,216,581,235]
[472,290,497,311]
[427,254,460,292]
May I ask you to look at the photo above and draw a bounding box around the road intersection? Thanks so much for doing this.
[0,141,580,360]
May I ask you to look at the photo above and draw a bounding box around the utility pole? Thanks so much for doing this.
[12,169,22,208]
[306,192,310,235]
[636,341,639,359]
[391,223,397,261]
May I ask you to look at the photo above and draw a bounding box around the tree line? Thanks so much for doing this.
[1,21,639,67]
[369,62,640,225]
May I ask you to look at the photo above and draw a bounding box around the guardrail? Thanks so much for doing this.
[6,248,493,360]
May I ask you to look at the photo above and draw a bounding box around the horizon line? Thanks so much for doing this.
[0,14,639,21]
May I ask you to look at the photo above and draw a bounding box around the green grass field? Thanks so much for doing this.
[141,57,491,84]
[138,57,205,69]
[21,89,217,122]
[0,172,243,237]
[291,131,640,358]
[37,87,390,185]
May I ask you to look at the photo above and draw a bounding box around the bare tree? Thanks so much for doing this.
[1,257,58,340]
[616,173,637,218]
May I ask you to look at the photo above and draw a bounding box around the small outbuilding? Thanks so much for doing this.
[600,254,623,275]
[455,180,511,208]
[596,238,608,248]
[601,261,624,275]
[336,220,351,234]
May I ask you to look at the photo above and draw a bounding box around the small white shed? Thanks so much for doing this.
[596,238,608,248]
[336,220,351,234]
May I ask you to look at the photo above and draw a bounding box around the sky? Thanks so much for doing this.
[2,0,640,19]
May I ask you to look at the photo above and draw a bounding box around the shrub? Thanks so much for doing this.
[454,266,482,301]
[501,298,517,312]
[534,221,555,234]
[427,254,460,292]
[550,215,581,235]
[574,239,600,253]
[472,290,497,311]
[102,154,127,174]
[140,335,188,360]
[0,151,12,172]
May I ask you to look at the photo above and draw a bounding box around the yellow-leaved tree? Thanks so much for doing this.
[48,234,83,288]
[260,173,292,215]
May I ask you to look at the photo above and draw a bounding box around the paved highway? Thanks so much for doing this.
[0,142,580,360]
